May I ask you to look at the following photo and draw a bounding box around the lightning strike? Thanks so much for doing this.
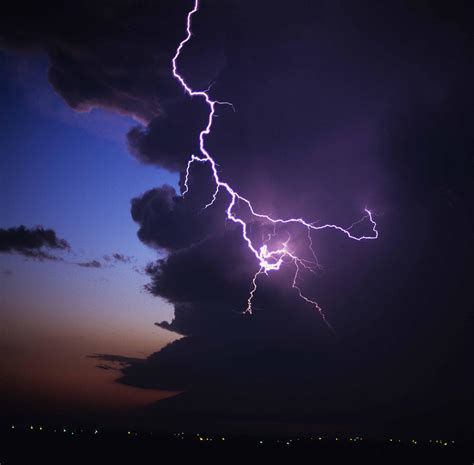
[172,0,378,327]
[246,267,264,315]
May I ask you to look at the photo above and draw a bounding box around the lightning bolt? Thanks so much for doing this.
[172,0,378,328]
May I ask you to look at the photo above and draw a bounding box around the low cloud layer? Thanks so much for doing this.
[76,259,102,269]
[77,253,134,269]
[105,253,132,264]
[0,225,70,261]
[0,225,134,270]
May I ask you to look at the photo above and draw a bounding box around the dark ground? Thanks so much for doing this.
[1,425,472,464]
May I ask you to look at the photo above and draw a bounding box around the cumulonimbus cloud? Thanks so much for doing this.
[2,0,472,433]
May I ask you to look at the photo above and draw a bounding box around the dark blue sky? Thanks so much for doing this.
[0,52,178,257]
[0,51,180,411]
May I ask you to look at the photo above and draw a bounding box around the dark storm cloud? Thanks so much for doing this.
[126,0,474,335]
[130,177,228,253]
[0,0,233,187]
[127,99,209,170]
[0,225,70,261]
[144,229,257,335]
[0,0,235,176]
[131,185,193,251]
[0,0,198,123]
[116,0,474,435]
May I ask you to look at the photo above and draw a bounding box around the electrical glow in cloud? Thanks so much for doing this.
[172,0,378,328]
